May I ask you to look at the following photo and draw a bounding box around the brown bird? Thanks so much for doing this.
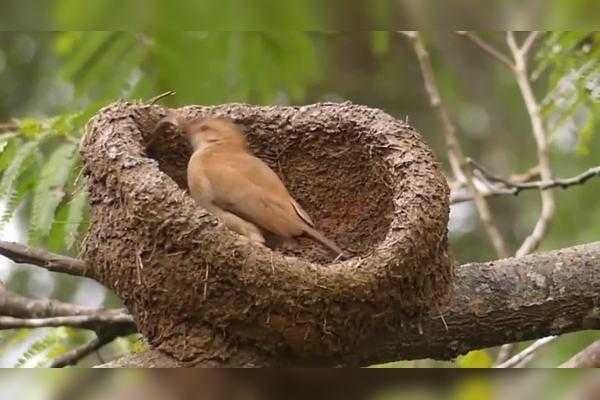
[167,116,345,257]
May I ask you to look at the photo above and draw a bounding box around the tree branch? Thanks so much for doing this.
[0,121,18,133]
[402,31,510,258]
[0,240,88,277]
[521,31,542,56]
[0,313,134,331]
[0,281,125,319]
[449,162,600,203]
[352,241,600,365]
[454,31,515,69]
[494,336,557,368]
[50,331,125,368]
[507,31,556,258]
[0,281,136,367]
[0,282,135,335]
[560,340,600,368]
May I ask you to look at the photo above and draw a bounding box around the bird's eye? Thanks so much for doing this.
[198,124,209,132]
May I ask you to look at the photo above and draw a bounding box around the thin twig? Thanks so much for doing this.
[0,313,135,331]
[402,31,510,258]
[50,336,105,368]
[494,336,557,368]
[0,121,18,133]
[50,330,129,368]
[468,161,600,195]
[450,165,541,203]
[0,240,88,277]
[147,90,176,105]
[454,31,515,70]
[507,31,556,258]
[0,281,127,319]
[521,31,542,56]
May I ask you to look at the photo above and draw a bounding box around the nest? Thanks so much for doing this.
[80,100,452,366]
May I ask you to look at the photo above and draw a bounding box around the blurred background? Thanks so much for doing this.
[1,369,600,400]
[0,0,599,393]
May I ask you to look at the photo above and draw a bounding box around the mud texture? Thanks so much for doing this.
[80,100,451,366]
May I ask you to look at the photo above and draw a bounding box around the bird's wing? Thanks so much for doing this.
[202,153,311,237]
[290,198,314,228]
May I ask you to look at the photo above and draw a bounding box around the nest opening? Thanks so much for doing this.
[147,119,395,264]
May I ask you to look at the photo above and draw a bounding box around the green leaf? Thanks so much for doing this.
[63,189,88,250]
[0,140,39,202]
[30,143,77,241]
[53,32,81,55]
[0,138,19,174]
[48,188,88,252]
[60,31,119,82]
[0,133,17,154]
[15,332,59,368]
[456,350,493,368]
[0,164,39,229]
[0,329,32,359]
[18,118,43,139]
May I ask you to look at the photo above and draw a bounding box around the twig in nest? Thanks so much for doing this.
[147,90,176,105]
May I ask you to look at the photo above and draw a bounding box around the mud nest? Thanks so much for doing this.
[80,100,451,366]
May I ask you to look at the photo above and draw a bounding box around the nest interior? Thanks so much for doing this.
[80,101,452,366]
[147,106,394,264]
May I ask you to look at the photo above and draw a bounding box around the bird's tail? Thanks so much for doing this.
[302,226,347,259]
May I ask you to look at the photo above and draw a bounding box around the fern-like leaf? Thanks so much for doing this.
[63,189,88,251]
[0,164,39,229]
[0,133,17,155]
[48,188,89,253]
[0,140,39,202]
[14,327,91,367]
[30,143,77,242]
[14,330,59,368]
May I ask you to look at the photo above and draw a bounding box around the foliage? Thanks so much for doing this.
[456,350,493,368]
[535,31,600,154]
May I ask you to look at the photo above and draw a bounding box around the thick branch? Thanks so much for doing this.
[0,240,88,277]
[352,242,600,365]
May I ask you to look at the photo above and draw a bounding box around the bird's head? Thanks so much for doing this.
[183,117,248,151]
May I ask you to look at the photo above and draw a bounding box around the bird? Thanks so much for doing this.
[157,114,345,258]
